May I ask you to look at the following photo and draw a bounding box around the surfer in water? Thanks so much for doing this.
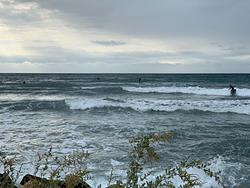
[229,85,236,96]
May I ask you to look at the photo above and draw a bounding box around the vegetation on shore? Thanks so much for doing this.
[0,132,224,188]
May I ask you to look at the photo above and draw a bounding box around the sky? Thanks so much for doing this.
[0,0,250,73]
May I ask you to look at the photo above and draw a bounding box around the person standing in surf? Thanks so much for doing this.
[138,78,142,84]
[229,85,236,96]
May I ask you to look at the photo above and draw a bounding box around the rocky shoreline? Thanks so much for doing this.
[0,173,92,188]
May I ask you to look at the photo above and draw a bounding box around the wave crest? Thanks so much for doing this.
[123,86,250,96]
[65,98,250,115]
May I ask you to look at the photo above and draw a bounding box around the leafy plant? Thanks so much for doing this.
[123,132,224,188]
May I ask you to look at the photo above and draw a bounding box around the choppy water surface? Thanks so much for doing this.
[0,74,250,187]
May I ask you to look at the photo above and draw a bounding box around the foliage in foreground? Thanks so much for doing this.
[0,148,90,188]
[0,132,224,188]
[110,132,224,188]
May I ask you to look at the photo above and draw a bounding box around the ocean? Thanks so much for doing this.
[0,73,250,187]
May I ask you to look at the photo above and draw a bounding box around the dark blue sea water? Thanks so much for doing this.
[0,74,250,187]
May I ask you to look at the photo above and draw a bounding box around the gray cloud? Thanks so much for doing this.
[92,40,126,46]
[0,0,50,26]
[1,0,250,72]
[16,0,250,42]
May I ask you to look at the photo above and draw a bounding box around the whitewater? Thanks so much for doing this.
[122,86,250,96]
[0,73,250,187]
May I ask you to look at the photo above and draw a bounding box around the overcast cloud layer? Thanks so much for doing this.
[0,0,250,72]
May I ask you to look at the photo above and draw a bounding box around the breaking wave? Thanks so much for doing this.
[81,86,126,94]
[65,98,250,115]
[2,94,250,115]
[123,86,250,96]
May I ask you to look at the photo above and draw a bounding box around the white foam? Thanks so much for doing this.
[81,86,100,90]
[65,98,250,115]
[171,155,244,187]
[110,159,124,167]
[0,94,70,101]
[87,156,238,188]
[136,163,222,188]
[207,156,244,187]
[123,86,250,96]
[65,98,115,110]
